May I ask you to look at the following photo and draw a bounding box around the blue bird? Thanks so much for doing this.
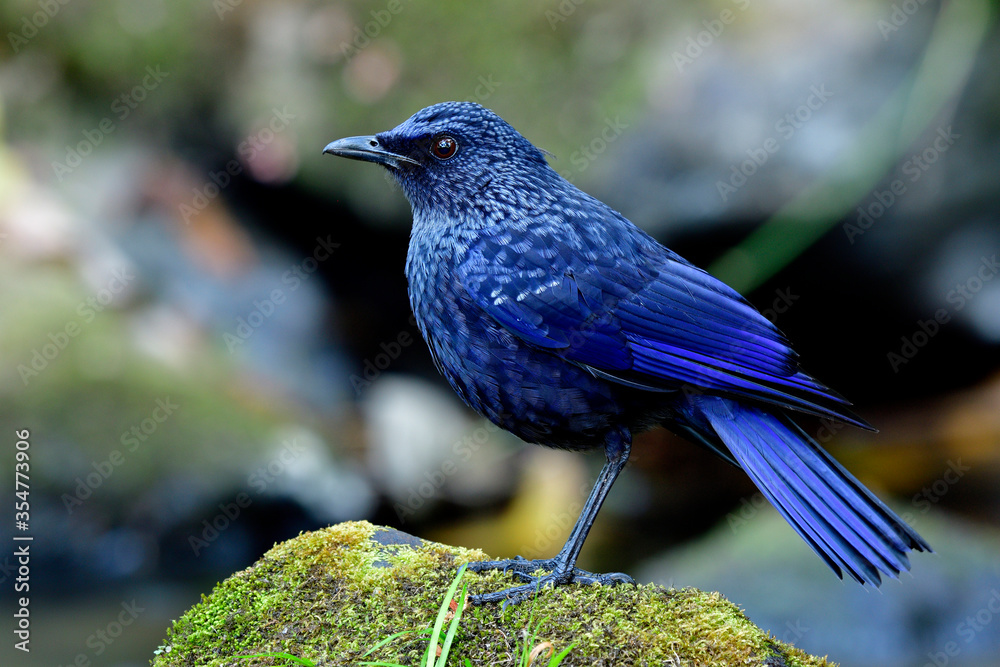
[323,102,930,605]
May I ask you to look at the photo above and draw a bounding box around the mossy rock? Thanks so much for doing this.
[152,521,833,666]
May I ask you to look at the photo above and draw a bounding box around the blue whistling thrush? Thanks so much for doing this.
[323,102,930,606]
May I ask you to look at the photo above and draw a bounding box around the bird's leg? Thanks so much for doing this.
[468,430,635,606]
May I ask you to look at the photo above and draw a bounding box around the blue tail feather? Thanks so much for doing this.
[683,396,931,586]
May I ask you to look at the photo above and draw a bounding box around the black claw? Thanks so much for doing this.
[467,557,556,576]
[465,558,634,606]
[573,571,636,587]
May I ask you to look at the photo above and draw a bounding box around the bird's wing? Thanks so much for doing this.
[459,232,869,428]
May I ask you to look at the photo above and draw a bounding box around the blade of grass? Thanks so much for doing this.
[361,629,431,658]
[548,642,577,666]
[423,564,468,667]
[518,587,548,666]
[436,583,468,666]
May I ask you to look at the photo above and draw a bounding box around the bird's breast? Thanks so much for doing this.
[403,222,631,450]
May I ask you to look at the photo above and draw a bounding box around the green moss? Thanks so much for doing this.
[152,521,834,667]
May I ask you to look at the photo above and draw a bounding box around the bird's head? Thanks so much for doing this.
[323,102,551,215]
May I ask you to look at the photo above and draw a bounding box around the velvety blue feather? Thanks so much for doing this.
[683,395,929,584]
[325,101,930,594]
[461,239,867,427]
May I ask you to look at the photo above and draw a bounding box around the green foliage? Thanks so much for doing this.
[152,521,833,666]
[234,652,317,667]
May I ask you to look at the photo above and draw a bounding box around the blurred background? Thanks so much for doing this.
[1,0,999,665]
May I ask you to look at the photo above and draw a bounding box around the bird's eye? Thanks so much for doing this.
[431,135,458,160]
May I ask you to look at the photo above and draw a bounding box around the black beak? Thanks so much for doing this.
[322,135,418,169]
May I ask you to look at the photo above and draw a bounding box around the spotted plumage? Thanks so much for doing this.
[323,102,930,606]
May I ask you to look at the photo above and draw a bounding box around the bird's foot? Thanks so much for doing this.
[467,556,634,607]
[466,555,559,577]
